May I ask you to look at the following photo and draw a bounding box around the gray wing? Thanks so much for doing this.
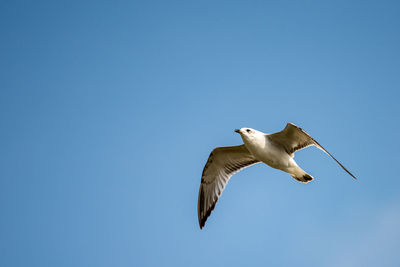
[268,123,357,180]
[198,145,260,229]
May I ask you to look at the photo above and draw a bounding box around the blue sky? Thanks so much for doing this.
[1,0,400,266]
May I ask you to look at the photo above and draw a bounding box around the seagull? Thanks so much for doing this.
[197,123,357,229]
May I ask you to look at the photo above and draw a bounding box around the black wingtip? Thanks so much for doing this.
[342,167,358,181]
[199,217,206,230]
[198,199,217,230]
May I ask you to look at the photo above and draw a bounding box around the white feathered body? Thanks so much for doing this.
[240,130,302,176]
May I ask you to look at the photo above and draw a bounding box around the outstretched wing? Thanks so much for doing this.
[198,145,259,229]
[268,123,357,180]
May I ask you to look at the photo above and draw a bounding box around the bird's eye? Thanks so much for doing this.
[246,129,251,133]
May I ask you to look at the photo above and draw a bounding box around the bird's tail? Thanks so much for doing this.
[290,167,314,183]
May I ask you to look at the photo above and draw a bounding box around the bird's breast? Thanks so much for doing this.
[244,137,289,169]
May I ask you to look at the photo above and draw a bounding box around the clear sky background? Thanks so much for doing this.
[1,1,400,266]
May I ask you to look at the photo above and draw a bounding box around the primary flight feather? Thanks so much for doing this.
[197,123,357,229]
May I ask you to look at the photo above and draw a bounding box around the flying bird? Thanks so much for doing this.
[197,123,357,229]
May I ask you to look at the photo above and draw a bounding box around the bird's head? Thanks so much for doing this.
[234,128,263,142]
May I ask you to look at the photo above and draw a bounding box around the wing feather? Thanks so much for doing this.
[198,145,259,229]
[268,123,357,180]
